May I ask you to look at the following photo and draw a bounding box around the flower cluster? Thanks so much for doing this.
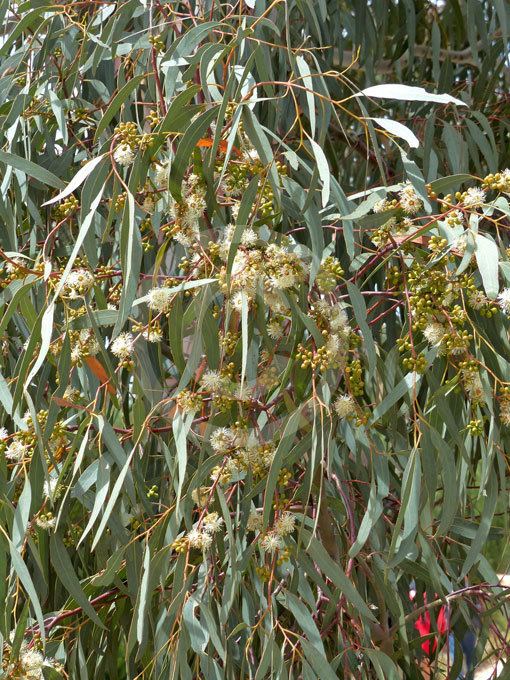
[497,288,510,315]
[185,512,225,551]
[2,410,68,467]
[166,174,207,246]
[146,286,174,314]
[2,642,57,679]
[217,144,284,217]
[217,238,307,314]
[154,160,170,188]
[51,329,100,367]
[399,182,423,214]
[60,268,95,298]
[334,394,356,419]
[113,143,136,167]
[110,332,135,362]
[296,300,352,372]
[112,121,138,167]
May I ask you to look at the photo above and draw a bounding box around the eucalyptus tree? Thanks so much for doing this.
[0,1,510,679]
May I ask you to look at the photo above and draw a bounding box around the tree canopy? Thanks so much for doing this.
[0,1,510,678]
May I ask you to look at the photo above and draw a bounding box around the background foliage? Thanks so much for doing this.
[0,0,510,678]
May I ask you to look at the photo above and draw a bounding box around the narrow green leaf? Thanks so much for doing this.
[94,74,145,142]
[169,107,218,200]
[302,530,376,622]
[0,151,64,189]
[50,534,105,628]
[8,537,45,642]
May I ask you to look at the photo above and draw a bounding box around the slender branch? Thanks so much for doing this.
[27,588,124,636]
[333,31,504,72]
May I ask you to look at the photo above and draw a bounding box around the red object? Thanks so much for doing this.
[196,138,241,156]
[85,356,116,395]
[414,605,448,655]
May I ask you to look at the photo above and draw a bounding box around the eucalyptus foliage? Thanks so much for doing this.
[1,1,510,678]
